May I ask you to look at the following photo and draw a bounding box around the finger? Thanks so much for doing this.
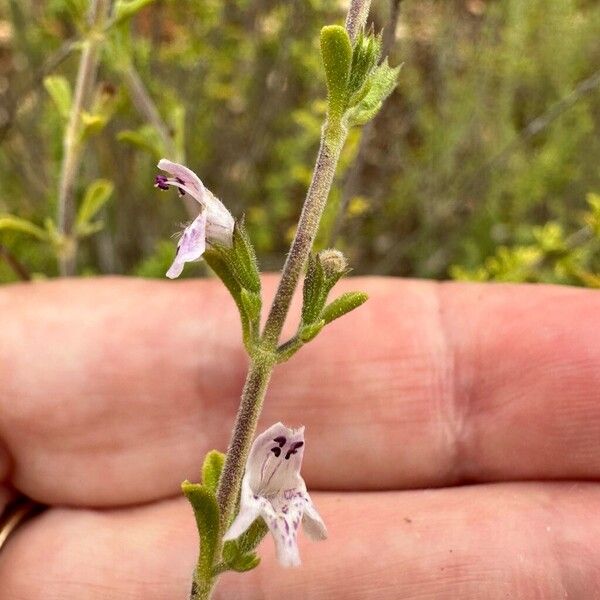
[1,483,599,599]
[1,278,600,505]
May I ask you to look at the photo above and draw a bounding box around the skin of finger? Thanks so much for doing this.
[1,278,600,506]
[0,484,599,599]
[0,486,15,515]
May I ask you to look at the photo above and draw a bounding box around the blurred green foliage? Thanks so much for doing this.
[0,0,599,284]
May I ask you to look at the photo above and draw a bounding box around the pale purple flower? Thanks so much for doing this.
[154,159,234,279]
[224,422,327,567]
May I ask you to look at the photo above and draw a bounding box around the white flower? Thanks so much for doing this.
[154,159,234,279]
[224,422,327,567]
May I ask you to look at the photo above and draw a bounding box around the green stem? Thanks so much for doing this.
[57,0,110,276]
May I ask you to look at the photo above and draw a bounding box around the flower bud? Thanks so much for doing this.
[317,248,348,278]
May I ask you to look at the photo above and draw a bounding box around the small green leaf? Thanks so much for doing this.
[44,218,63,246]
[221,517,268,573]
[241,289,262,327]
[204,248,243,304]
[44,76,72,120]
[117,125,165,158]
[182,481,220,578]
[348,60,401,126]
[0,215,48,241]
[347,30,381,101]
[229,552,261,572]
[320,25,352,122]
[203,248,253,350]
[201,450,225,493]
[235,518,269,555]
[299,320,325,343]
[322,291,368,324]
[301,254,325,324]
[230,219,261,293]
[301,250,348,325]
[75,179,114,235]
[114,0,155,25]
[79,111,108,140]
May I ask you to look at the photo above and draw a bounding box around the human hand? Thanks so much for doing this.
[0,277,598,599]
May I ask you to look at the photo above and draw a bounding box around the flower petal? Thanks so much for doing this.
[302,491,328,541]
[246,423,305,497]
[157,159,206,202]
[166,211,207,279]
[223,479,261,541]
[157,159,234,247]
[258,495,302,567]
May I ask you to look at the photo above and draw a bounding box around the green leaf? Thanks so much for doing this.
[347,60,401,127]
[79,111,108,140]
[320,25,352,122]
[182,481,220,578]
[75,179,114,236]
[203,248,253,351]
[228,552,261,573]
[322,291,368,324]
[201,450,225,493]
[299,320,325,342]
[241,289,262,328]
[347,30,381,102]
[221,518,268,574]
[233,518,269,555]
[117,125,165,158]
[301,254,325,324]
[301,250,348,325]
[230,219,261,293]
[44,76,72,120]
[114,0,155,25]
[204,248,243,304]
[0,215,48,241]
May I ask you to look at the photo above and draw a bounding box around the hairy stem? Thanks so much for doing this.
[189,361,273,600]
[261,123,347,346]
[216,360,274,527]
[192,3,372,598]
[345,0,372,42]
[57,0,109,276]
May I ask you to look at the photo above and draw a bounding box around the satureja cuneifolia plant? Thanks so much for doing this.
[154,2,400,597]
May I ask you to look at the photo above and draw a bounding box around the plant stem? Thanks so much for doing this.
[215,360,274,527]
[57,0,109,276]
[345,0,372,42]
[330,0,402,246]
[261,123,347,347]
[192,4,372,599]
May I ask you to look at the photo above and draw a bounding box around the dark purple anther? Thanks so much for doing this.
[154,175,169,190]
[285,441,304,460]
[273,436,286,447]
[270,446,281,457]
